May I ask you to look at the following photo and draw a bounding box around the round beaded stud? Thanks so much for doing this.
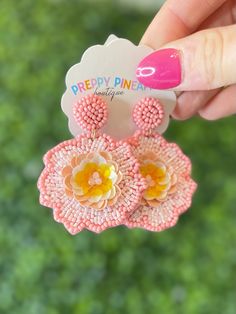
[73,94,108,132]
[133,97,164,133]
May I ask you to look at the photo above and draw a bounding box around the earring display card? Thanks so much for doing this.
[61,35,176,139]
[38,35,197,234]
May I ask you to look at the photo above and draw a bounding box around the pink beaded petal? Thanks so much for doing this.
[73,94,108,131]
[126,132,197,232]
[133,97,164,132]
[37,133,146,234]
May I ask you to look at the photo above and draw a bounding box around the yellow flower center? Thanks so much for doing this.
[88,172,102,186]
[74,162,114,197]
[140,162,169,200]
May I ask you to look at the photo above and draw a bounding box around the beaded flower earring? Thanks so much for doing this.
[125,97,197,232]
[37,94,146,234]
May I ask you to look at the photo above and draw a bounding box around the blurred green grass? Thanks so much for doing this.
[0,1,236,313]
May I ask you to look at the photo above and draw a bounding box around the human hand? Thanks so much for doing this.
[136,0,236,120]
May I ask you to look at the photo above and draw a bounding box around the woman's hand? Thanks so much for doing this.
[136,0,236,120]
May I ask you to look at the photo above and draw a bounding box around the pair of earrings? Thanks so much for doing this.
[38,94,196,234]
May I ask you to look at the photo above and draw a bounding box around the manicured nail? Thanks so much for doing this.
[136,48,182,89]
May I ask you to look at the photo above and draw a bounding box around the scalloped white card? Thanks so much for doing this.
[61,35,176,139]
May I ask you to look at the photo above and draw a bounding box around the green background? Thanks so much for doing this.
[1,1,236,313]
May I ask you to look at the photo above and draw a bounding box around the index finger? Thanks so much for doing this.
[141,0,227,49]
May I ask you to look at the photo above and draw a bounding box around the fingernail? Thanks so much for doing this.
[136,48,182,89]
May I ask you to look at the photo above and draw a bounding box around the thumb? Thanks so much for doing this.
[136,25,236,91]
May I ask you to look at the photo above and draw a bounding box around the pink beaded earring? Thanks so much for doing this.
[125,97,197,232]
[38,94,146,234]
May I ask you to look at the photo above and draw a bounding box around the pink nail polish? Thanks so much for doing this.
[136,48,181,89]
